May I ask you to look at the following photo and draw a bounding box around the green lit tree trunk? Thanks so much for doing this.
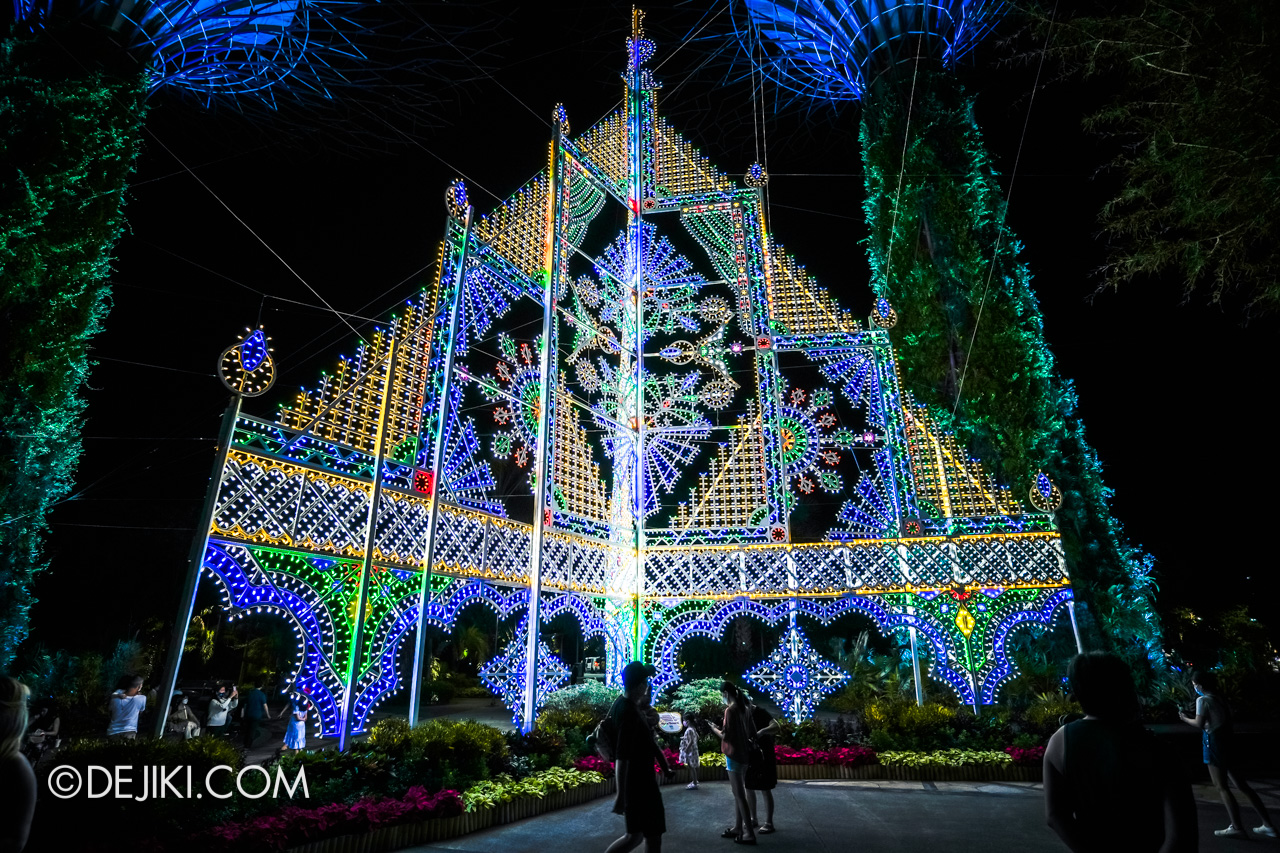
[0,30,146,668]
[860,65,1161,675]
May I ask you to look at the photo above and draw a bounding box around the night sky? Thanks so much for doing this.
[30,1,1280,657]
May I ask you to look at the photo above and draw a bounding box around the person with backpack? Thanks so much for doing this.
[745,700,780,833]
[604,661,675,853]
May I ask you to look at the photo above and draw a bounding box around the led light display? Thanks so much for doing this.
[179,20,1074,745]
[745,625,850,723]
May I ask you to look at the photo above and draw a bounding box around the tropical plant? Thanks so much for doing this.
[540,680,617,717]
[665,677,727,719]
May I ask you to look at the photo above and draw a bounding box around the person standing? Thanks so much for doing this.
[166,694,201,740]
[23,700,59,767]
[1180,670,1277,839]
[106,676,146,739]
[745,701,780,834]
[2,678,37,853]
[207,684,238,738]
[679,714,701,790]
[279,696,309,753]
[707,681,757,845]
[604,661,675,853]
[240,683,269,749]
[1044,652,1196,852]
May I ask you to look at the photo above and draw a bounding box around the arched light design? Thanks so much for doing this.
[740,0,1007,102]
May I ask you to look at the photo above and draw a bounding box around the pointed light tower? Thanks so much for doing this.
[740,1,1162,669]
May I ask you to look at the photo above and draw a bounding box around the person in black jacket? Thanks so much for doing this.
[605,661,675,853]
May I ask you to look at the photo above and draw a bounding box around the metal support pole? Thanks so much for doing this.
[908,625,924,707]
[153,394,242,737]
[521,132,564,732]
[1066,600,1084,654]
[340,333,401,751]
[626,12,648,663]
[409,205,475,726]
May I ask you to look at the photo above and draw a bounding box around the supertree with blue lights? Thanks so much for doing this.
[0,0,438,666]
[739,0,1163,675]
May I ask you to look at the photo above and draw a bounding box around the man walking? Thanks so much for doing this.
[241,683,269,749]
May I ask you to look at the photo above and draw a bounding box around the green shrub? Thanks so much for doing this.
[878,749,1012,767]
[541,682,617,717]
[775,719,829,748]
[461,766,606,812]
[665,678,726,719]
[423,679,456,705]
[536,706,597,755]
[367,717,411,750]
[456,685,494,698]
[410,718,507,777]
[357,717,510,794]
[504,727,568,773]
[864,700,957,750]
[1025,693,1079,734]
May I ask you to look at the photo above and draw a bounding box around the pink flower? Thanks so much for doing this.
[574,755,615,777]
[1003,746,1045,766]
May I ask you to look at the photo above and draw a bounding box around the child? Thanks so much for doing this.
[679,713,700,789]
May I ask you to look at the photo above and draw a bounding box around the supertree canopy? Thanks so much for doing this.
[738,0,1164,674]
[9,0,371,103]
[742,0,1005,101]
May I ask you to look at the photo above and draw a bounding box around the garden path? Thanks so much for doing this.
[403,776,1280,853]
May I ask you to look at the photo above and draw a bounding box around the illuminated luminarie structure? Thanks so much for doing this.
[181,12,1073,744]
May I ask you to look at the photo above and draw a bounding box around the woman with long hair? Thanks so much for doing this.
[2,677,37,852]
[707,681,756,845]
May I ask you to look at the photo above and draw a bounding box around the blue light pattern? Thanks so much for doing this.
[745,625,849,723]
[741,0,1007,102]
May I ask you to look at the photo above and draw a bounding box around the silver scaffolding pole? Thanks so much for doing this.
[340,332,401,751]
[409,200,474,725]
[152,392,242,738]
[521,123,565,732]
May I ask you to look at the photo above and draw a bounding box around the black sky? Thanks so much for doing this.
[31,1,1280,656]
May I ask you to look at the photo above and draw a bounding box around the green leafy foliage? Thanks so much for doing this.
[460,766,605,812]
[348,717,509,795]
[663,677,725,719]
[1035,0,1280,314]
[878,749,1012,767]
[0,29,147,666]
[539,680,617,717]
[860,65,1162,677]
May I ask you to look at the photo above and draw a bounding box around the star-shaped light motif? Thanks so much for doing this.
[478,618,570,728]
[744,625,849,723]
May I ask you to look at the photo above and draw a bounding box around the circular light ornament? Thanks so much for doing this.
[745,162,769,187]
[446,178,468,220]
[1029,471,1063,512]
[871,297,898,329]
[218,327,276,396]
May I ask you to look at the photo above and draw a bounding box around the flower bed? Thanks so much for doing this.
[775,745,877,766]
[202,787,465,852]
[270,744,1042,853]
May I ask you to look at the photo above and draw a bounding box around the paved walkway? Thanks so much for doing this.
[407,777,1280,853]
